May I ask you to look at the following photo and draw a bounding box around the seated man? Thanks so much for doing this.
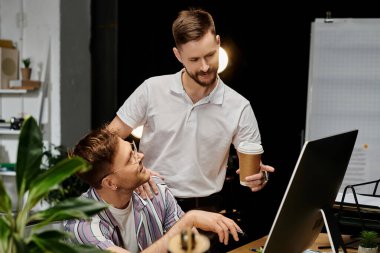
[64,126,241,253]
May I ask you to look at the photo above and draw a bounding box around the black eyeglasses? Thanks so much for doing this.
[130,140,140,165]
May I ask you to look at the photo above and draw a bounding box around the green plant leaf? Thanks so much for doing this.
[27,229,67,246]
[11,232,28,253]
[1,116,104,252]
[22,58,31,68]
[28,198,107,231]
[0,217,10,253]
[16,116,43,198]
[0,179,12,213]
[25,157,90,210]
[28,230,104,253]
[42,144,90,205]
[29,210,86,232]
[360,230,379,248]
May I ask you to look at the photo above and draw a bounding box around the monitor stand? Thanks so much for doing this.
[320,207,347,253]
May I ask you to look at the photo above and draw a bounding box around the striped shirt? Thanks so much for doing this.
[63,177,185,251]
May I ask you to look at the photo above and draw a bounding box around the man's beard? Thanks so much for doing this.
[184,67,218,87]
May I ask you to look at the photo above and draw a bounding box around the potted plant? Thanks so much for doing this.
[0,116,107,252]
[21,58,31,80]
[358,230,379,253]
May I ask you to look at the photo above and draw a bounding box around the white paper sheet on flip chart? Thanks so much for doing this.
[306,19,380,193]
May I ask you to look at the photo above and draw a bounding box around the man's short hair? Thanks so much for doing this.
[172,8,216,48]
[70,125,118,188]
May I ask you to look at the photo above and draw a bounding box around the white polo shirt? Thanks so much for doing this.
[117,70,261,198]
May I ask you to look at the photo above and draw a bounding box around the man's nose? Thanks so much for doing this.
[200,58,210,72]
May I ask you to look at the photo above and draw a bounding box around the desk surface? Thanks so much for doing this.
[228,233,358,253]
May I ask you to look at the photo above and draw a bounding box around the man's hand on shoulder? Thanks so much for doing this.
[136,168,164,199]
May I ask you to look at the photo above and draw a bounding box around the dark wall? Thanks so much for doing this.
[92,0,380,242]
[91,0,118,128]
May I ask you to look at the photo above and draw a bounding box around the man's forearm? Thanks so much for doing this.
[107,246,131,253]
[142,212,194,253]
[116,210,240,252]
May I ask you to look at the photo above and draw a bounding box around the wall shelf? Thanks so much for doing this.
[0,89,27,137]
[0,89,27,94]
[0,129,20,135]
[0,171,16,176]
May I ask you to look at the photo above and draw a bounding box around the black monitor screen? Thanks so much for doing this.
[263,130,358,253]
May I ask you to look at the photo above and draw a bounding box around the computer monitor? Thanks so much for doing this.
[263,130,358,253]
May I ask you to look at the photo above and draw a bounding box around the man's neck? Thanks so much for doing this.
[97,188,133,209]
[182,71,217,103]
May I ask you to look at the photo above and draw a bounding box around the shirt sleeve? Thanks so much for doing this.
[63,217,116,250]
[233,103,261,149]
[116,80,149,129]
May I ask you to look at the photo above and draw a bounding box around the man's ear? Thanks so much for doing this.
[102,176,117,191]
[216,35,220,46]
[173,47,182,63]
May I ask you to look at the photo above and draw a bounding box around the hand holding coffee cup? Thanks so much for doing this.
[237,142,264,186]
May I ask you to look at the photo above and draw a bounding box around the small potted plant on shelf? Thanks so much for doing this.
[358,230,379,253]
[21,57,32,80]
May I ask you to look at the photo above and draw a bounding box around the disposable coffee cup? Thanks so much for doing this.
[237,142,264,186]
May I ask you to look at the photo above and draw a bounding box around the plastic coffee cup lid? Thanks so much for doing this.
[237,142,264,154]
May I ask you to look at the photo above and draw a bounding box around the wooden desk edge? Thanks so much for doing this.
[228,233,358,253]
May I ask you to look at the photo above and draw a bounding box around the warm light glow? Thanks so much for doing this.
[131,125,143,139]
[218,47,229,73]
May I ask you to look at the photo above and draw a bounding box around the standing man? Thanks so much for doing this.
[108,8,274,212]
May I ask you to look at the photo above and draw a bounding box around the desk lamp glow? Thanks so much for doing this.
[131,125,143,139]
[218,47,228,74]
